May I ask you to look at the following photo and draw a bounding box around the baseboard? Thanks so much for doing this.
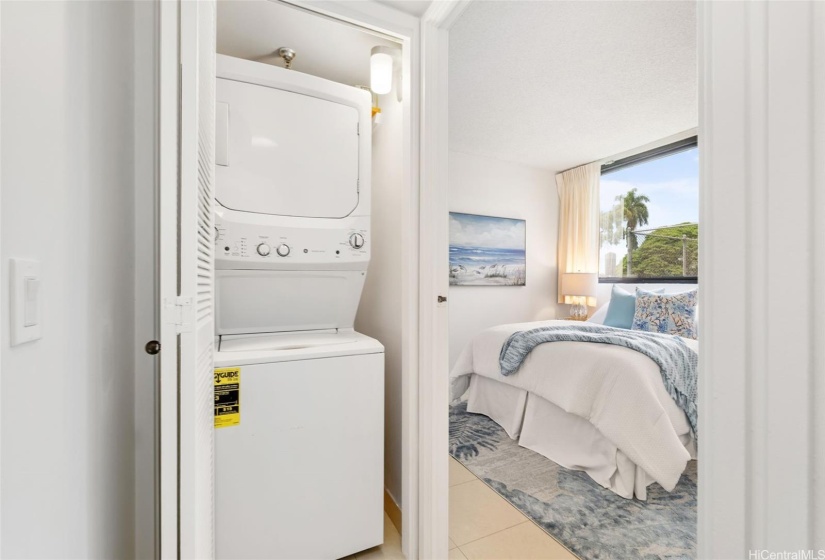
[384,489,402,534]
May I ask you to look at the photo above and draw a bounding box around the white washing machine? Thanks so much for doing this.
[213,55,384,560]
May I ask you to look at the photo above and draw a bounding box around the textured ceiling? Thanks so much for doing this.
[449,1,697,171]
[217,1,397,88]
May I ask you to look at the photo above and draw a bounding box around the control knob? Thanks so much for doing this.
[276,243,290,257]
[349,233,365,249]
[256,243,271,257]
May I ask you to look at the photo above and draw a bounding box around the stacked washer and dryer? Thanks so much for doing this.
[212,54,385,560]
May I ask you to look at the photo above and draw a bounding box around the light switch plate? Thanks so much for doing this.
[10,258,42,346]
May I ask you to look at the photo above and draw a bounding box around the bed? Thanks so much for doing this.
[450,319,697,500]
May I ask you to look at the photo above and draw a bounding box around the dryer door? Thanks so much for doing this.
[216,77,360,218]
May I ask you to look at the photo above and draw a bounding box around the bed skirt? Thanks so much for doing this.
[465,373,695,500]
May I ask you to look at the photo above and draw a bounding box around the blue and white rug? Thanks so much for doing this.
[449,402,697,560]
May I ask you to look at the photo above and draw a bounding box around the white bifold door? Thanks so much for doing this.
[158,0,216,558]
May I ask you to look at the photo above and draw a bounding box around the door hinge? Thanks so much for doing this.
[164,296,194,334]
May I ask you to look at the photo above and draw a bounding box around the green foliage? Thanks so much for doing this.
[620,223,699,277]
[621,189,650,251]
[603,188,698,277]
[600,188,651,251]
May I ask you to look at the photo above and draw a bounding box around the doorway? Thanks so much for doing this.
[151,0,424,557]
[443,2,699,558]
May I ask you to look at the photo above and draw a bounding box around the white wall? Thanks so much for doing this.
[448,152,558,367]
[1,2,139,557]
[355,91,405,507]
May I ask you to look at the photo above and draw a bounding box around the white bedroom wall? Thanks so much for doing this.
[355,89,405,508]
[448,151,558,367]
[1,2,138,557]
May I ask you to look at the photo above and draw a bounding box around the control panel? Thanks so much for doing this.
[214,216,369,270]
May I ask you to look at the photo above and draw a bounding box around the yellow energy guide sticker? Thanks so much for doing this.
[214,367,240,428]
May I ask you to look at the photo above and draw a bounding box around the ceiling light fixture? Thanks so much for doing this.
[370,46,393,95]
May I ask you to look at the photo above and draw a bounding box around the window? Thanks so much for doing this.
[599,137,698,283]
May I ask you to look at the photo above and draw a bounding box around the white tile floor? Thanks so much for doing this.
[346,458,578,560]
[448,457,577,560]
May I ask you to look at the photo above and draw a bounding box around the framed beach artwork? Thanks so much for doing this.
[449,212,526,286]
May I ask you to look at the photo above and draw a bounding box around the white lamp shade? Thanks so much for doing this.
[561,272,598,298]
[370,47,393,95]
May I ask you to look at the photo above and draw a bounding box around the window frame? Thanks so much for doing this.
[598,136,699,284]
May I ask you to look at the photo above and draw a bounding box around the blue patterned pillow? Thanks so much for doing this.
[632,289,698,339]
[603,285,665,329]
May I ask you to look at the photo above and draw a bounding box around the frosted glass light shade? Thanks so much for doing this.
[370,47,393,95]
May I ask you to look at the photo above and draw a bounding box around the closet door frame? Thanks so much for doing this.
[421,2,825,558]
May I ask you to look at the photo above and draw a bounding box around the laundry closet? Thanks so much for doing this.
[212,2,405,558]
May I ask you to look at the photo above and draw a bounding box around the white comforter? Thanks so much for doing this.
[450,319,696,493]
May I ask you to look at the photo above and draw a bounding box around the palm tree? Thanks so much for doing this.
[619,188,650,275]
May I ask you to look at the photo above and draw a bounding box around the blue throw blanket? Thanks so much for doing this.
[499,324,698,440]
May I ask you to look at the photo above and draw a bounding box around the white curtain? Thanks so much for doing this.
[556,162,600,305]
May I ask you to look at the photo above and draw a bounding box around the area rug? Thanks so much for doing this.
[449,402,697,560]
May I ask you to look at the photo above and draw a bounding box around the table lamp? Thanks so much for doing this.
[561,272,598,320]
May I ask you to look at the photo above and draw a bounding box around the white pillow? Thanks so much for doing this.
[587,304,609,324]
